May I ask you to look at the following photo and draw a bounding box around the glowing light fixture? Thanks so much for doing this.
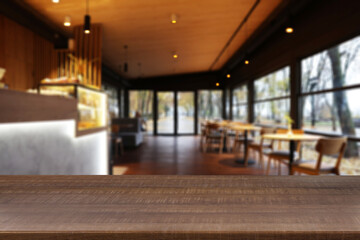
[52,0,60,3]
[285,15,294,34]
[83,0,91,34]
[124,45,128,73]
[64,16,71,27]
[226,74,231,78]
[244,60,250,65]
[173,53,179,59]
[216,82,220,87]
[285,26,294,34]
[171,14,177,24]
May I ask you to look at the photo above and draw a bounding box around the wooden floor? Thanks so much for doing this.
[113,136,287,175]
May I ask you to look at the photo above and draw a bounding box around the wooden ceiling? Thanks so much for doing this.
[23,0,283,79]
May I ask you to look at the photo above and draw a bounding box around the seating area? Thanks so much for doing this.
[198,120,348,175]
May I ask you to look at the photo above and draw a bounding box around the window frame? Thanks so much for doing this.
[252,66,291,127]
[232,84,248,122]
[299,37,360,141]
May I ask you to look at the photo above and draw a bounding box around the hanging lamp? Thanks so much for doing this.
[84,0,91,34]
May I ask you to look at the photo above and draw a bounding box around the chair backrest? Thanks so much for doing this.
[112,118,141,133]
[315,137,347,171]
[259,127,276,147]
[206,123,221,134]
[261,127,276,135]
[111,124,120,133]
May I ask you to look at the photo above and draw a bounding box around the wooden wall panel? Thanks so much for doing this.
[73,24,102,88]
[0,15,56,90]
[33,35,57,86]
[0,15,4,68]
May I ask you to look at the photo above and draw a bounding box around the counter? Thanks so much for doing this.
[0,89,109,174]
[0,175,359,240]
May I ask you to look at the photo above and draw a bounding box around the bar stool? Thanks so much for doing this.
[112,136,124,158]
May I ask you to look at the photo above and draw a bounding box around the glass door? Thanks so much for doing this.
[177,91,195,134]
[157,91,175,134]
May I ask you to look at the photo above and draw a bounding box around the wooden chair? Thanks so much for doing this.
[232,126,254,160]
[199,121,207,152]
[204,123,224,154]
[111,124,124,157]
[265,128,304,175]
[245,127,276,168]
[291,137,347,175]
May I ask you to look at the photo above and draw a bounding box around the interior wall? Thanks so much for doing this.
[128,71,221,91]
[0,15,57,90]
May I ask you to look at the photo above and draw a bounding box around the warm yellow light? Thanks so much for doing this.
[285,27,294,33]
[84,29,90,34]
[173,54,178,59]
[171,14,177,24]
[226,74,231,78]
[52,0,60,3]
[64,16,71,27]
[216,82,220,87]
[244,60,249,65]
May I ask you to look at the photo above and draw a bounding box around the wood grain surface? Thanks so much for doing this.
[0,176,359,240]
[0,89,77,123]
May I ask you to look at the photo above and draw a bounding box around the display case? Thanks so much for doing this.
[38,83,107,133]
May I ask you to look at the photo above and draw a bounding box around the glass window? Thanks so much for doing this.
[232,85,248,122]
[300,35,360,138]
[101,83,119,118]
[198,90,223,132]
[301,89,360,137]
[129,90,154,134]
[177,92,195,134]
[300,35,360,165]
[254,66,290,126]
[302,35,360,93]
[255,99,290,126]
[255,66,290,100]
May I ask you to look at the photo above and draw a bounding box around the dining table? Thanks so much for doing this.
[262,132,320,174]
[230,124,261,165]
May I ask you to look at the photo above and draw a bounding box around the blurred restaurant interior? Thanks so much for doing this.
[1,1,360,239]
[0,0,360,176]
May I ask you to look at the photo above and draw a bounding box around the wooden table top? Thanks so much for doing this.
[0,175,359,240]
[263,133,320,141]
[230,124,261,131]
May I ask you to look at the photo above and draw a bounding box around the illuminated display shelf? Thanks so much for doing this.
[38,83,108,133]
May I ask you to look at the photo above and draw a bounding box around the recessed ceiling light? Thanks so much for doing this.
[244,60,250,65]
[52,0,60,3]
[64,16,71,27]
[171,14,177,24]
[226,74,231,78]
[216,82,220,87]
[285,27,294,34]
[173,53,178,59]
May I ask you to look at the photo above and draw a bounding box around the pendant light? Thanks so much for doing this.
[124,45,128,73]
[244,55,250,65]
[285,16,294,34]
[84,0,91,34]
[171,14,177,24]
[64,16,71,27]
[243,18,250,65]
